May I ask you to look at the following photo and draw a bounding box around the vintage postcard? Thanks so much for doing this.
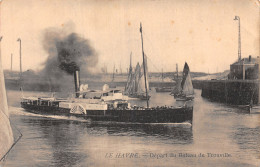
[0,0,259,166]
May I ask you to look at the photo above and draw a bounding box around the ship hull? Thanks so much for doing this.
[155,87,173,92]
[173,94,194,101]
[21,103,193,124]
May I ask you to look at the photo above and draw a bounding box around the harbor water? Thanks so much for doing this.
[3,89,260,167]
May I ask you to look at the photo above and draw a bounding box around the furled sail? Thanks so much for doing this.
[0,40,14,161]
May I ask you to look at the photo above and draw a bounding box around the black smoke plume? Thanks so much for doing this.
[40,27,98,93]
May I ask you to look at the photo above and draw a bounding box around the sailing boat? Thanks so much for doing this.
[155,69,173,92]
[125,52,135,94]
[125,55,150,100]
[0,36,14,163]
[171,62,194,101]
[124,25,151,100]
[170,63,182,95]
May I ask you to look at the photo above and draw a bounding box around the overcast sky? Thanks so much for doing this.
[0,0,259,73]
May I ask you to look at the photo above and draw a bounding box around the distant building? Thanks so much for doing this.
[228,55,259,80]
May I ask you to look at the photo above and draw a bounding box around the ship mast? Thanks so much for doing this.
[112,64,115,81]
[161,68,164,82]
[130,52,132,71]
[140,23,149,108]
[176,63,178,79]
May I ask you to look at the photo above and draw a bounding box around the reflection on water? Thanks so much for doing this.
[231,126,260,160]
[4,89,260,167]
[7,113,193,167]
[24,118,86,167]
[90,123,193,145]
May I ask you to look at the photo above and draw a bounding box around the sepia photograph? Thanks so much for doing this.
[0,0,259,166]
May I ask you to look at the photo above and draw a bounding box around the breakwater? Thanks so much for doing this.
[201,79,260,105]
[191,80,204,89]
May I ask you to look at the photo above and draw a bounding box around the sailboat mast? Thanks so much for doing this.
[176,63,178,79]
[120,63,122,75]
[162,68,164,82]
[130,52,132,71]
[11,54,13,72]
[140,23,149,108]
[112,64,115,81]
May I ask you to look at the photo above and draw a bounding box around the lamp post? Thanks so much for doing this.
[234,16,241,61]
[17,38,22,86]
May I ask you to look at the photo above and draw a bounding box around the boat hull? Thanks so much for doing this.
[174,94,194,101]
[155,87,173,92]
[21,103,193,124]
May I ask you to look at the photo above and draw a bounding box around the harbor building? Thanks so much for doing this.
[228,55,259,80]
[201,55,260,105]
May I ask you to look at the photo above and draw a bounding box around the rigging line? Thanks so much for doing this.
[142,31,159,53]
[142,31,164,60]
[131,33,162,73]
[0,132,23,163]
[146,56,161,73]
[134,52,160,73]
[141,32,168,73]
[0,109,23,162]
[0,155,7,167]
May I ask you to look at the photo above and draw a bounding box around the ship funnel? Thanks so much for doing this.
[74,70,80,97]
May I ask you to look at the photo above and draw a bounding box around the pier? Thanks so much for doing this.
[201,79,259,105]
